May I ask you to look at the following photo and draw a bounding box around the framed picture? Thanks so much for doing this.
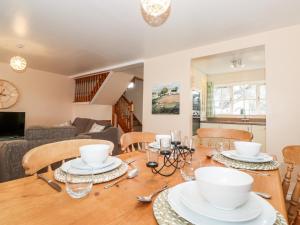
[152,83,180,114]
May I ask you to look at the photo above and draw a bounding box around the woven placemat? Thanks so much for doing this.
[54,162,128,184]
[153,190,287,225]
[212,153,280,171]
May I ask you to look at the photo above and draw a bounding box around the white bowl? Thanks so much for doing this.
[80,144,110,166]
[234,141,262,157]
[195,167,253,210]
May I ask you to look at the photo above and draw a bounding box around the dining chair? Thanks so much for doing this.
[196,128,253,150]
[282,145,300,225]
[120,132,156,152]
[22,139,114,176]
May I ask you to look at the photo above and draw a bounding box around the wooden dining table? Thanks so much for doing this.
[0,147,287,225]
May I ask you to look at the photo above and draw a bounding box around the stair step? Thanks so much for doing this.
[133,121,140,126]
[133,125,142,132]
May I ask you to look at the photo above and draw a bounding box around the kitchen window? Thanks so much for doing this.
[213,82,266,116]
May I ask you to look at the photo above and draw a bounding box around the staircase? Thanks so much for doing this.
[74,71,141,133]
[112,95,142,133]
[133,115,142,132]
[74,71,133,104]
[74,72,109,102]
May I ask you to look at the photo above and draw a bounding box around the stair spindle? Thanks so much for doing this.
[73,72,110,103]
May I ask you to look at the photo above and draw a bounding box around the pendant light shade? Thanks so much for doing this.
[10,56,27,72]
[141,0,171,27]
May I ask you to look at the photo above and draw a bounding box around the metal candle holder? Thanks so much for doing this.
[146,142,195,177]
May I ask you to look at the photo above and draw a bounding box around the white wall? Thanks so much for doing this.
[143,25,300,160]
[191,66,207,120]
[124,79,143,122]
[207,69,265,84]
[0,63,74,127]
[72,104,112,121]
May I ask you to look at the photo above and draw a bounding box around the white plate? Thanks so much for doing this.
[168,182,277,225]
[221,150,273,163]
[180,181,262,222]
[61,157,122,175]
[148,142,160,149]
[70,157,115,170]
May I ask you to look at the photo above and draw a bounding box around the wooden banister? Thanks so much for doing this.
[113,95,134,133]
[74,72,109,102]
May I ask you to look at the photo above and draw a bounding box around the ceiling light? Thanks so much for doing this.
[230,58,245,69]
[10,44,27,72]
[128,81,135,89]
[141,0,171,27]
[10,56,27,72]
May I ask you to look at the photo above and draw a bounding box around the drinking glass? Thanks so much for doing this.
[66,167,93,199]
[146,148,160,168]
[182,136,195,151]
[180,157,201,182]
[216,142,225,153]
[170,130,181,146]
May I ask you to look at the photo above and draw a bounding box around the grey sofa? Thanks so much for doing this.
[0,118,119,183]
[72,117,119,154]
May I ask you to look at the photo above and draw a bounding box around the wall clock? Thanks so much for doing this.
[0,80,19,109]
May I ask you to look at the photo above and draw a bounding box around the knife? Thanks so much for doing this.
[37,174,62,192]
[124,159,137,165]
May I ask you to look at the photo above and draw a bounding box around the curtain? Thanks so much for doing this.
[206,82,214,118]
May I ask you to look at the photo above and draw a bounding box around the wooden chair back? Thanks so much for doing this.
[281,145,300,225]
[120,132,155,152]
[22,139,114,175]
[196,128,253,149]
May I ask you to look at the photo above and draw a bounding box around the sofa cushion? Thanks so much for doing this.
[89,123,106,133]
[25,126,77,140]
[72,117,92,134]
[85,119,112,133]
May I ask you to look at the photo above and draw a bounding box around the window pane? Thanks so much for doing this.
[244,100,257,115]
[213,83,266,116]
[260,85,266,100]
[258,99,266,114]
[244,85,256,99]
[214,86,230,100]
[222,87,231,100]
[233,85,243,100]
[214,88,222,100]
[214,100,231,114]
[233,100,244,115]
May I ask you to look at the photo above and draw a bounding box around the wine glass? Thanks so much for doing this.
[182,136,195,152]
[216,142,225,153]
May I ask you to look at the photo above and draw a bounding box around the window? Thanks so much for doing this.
[213,82,266,116]
[233,84,257,115]
[258,84,266,114]
[213,86,231,114]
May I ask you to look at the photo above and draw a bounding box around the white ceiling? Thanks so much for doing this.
[192,46,265,75]
[0,0,300,75]
[113,64,144,79]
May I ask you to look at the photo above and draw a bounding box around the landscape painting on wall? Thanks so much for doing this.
[152,83,180,114]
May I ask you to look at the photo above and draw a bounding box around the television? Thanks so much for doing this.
[0,112,25,138]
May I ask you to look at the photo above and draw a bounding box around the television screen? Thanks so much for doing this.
[0,112,25,138]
